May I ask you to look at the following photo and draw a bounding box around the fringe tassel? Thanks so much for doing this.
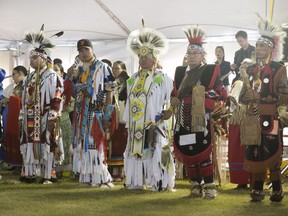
[229,104,246,125]
[191,85,206,132]
[191,115,206,132]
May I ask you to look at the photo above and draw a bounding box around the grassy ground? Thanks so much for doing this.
[0,168,287,216]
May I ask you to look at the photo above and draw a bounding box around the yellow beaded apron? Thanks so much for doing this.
[129,70,153,156]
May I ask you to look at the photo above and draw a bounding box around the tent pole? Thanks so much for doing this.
[94,0,130,35]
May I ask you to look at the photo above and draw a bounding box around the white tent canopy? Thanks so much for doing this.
[0,0,287,87]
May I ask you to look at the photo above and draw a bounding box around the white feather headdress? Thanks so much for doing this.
[257,14,287,61]
[127,21,168,59]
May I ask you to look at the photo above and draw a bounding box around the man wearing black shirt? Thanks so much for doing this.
[231,30,255,84]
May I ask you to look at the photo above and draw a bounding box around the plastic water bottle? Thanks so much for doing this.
[72,56,82,70]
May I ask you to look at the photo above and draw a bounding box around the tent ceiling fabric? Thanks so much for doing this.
[0,0,287,48]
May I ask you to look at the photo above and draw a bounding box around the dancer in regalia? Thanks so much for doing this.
[239,15,288,202]
[20,27,64,183]
[71,39,114,188]
[123,23,175,191]
[171,25,227,199]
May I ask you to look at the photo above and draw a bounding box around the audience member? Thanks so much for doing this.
[4,66,27,171]
[231,30,255,84]
[215,46,231,92]
[53,58,66,79]
[53,61,75,175]
[101,59,112,67]
[53,62,64,78]
[0,68,6,140]
[0,68,6,100]
[102,59,115,82]
[108,61,129,181]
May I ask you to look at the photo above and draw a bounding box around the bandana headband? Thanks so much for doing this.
[257,36,274,48]
[187,44,204,53]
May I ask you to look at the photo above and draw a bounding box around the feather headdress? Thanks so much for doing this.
[183,25,206,53]
[24,24,64,63]
[256,14,287,61]
[127,20,168,59]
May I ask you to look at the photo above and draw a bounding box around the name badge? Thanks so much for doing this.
[179,134,196,146]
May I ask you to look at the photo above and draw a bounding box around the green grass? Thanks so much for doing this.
[0,169,288,216]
